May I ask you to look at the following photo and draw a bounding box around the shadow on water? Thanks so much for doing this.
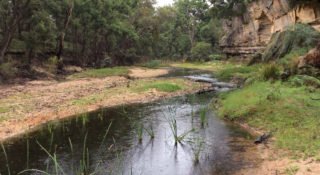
[0,69,262,175]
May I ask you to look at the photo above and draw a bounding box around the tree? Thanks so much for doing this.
[57,0,75,71]
[175,0,209,48]
[0,0,31,64]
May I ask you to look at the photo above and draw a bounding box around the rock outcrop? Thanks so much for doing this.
[220,0,320,56]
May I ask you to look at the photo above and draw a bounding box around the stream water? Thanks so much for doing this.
[0,68,261,175]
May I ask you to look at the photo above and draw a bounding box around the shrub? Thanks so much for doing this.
[146,60,161,68]
[208,54,225,60]
[45,56,59,73]
[288,75,320,88]
[100,56,111,68]
[0,61,18,79]
[260,63,281,81]
[190,42,212,62]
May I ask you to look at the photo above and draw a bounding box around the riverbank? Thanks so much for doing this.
[0,67,211,141]
[173,60,320,174]
[214,65,320,175]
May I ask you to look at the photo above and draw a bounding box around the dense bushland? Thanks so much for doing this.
[0,0,222,79]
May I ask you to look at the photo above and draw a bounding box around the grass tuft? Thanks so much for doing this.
[71,67,129,79]
[142,83,181,92]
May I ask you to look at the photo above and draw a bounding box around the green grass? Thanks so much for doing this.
[171,60,242,71]
[214,64,262,81]
[217,81,320,157]
[0,107,9,113]
[71,67,129,78]
[141,83,181,92]
[285,166,299,175]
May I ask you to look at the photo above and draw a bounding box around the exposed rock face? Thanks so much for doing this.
[220,0,320,56]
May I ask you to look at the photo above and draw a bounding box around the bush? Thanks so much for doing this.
[45,56,59,74]
[208,54,225,60]
[146,60,161,68]
[190,42,212,61]
[100,56,112,68]
[260,63,281,81]
[288,75,320,88]
[0,61,18,79]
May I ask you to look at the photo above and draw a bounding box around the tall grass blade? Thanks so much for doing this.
[18,169,51,175]
[36,140,67,175]
[1,142,10,175]
[26,139,29,169]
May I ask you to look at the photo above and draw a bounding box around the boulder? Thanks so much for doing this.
[303,42,320,68]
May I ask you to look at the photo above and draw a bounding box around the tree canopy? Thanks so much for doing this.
[0,0,222,73]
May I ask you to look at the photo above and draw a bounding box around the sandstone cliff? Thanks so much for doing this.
[220,0,320,56]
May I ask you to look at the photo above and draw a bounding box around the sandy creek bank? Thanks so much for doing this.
[0,68,211,141]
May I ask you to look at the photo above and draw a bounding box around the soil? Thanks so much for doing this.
[129,68,169,78]
[234,122,320,175]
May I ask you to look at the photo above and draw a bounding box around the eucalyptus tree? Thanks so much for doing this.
[0,0,31,64]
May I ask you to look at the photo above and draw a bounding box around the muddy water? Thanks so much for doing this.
[0,69,261,175]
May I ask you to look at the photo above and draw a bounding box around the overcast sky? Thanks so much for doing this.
[155,0,174,7]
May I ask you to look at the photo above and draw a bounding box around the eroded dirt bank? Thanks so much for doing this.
[0,68,211,141]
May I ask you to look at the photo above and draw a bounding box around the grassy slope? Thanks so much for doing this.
[218,81,320,157]
[210,59,320,158]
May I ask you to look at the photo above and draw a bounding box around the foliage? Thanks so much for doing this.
[0,61,18,78]
[146,60,162,68]
[0,0,218,72]
[210,0,255,18]
[190,42,212,61]
[259,63,281,81]
[288,75,320,88]
[217,81,320,157]
[45,56,59,74]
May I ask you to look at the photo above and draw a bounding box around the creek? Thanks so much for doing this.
[0,68,260,175]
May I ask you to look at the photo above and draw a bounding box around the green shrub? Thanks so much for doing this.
[208,54,225,60]
[45,56,59,73]
[190,42,212,61]
[146,60,162,68]
[100,56,111,68]
[288,75,320,88]
[0,61,18,78]
[260,63,281,81]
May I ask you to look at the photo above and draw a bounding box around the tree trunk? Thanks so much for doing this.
[57,0,75,71]
[0,33,12,63]
[188,24,195,48]
[0,0,31,64]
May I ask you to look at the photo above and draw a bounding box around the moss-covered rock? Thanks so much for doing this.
[262,24,320,62]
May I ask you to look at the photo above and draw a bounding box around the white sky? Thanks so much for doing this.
[155,0,174,7]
